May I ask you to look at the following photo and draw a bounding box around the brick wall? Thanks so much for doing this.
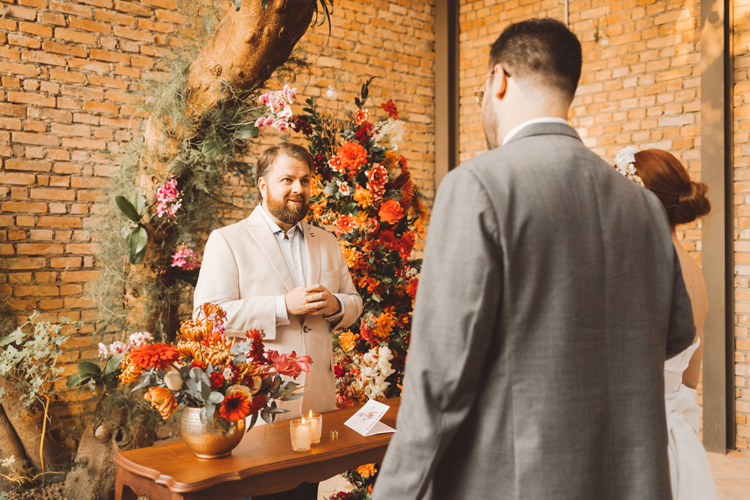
[457,0,750,451]
[0,0,436,426]
[733,0,750,451]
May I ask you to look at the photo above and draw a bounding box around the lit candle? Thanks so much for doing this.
[290,417,312,452]
[308,410,323,445]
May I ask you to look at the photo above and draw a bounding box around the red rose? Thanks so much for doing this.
[209,371,225,390]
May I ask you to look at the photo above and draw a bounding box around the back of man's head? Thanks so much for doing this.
[490,18,582,101]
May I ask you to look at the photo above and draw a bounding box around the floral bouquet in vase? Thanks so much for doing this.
[117,303,310,458]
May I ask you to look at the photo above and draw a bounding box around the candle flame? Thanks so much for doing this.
[309,410,313,418]
[301,417,306,424]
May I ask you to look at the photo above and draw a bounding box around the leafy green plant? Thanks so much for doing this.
[115,193,149,264]
[0,312,80,474]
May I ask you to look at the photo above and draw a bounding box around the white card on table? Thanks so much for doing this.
[344,399,396,436]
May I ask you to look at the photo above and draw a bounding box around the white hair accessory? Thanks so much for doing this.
[614,146,644,187]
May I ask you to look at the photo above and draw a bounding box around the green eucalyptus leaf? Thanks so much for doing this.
[115,196,141,223]
[233,0,242,11]
[208,391,224,405]
[247,411,259,431]
[260,408,273,426]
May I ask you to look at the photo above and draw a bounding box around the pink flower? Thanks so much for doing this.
[109,341,127,354]
[273,120,290,132]
[98,343,108,358]
[171,247,201,271]
[256,117,266,128]
[266,350,312,379]
[259,93,271,105]
[129,331,153,347]
[282,84,297,101]
[155,177,182,219]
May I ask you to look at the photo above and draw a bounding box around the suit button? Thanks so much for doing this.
[303,326,311,333]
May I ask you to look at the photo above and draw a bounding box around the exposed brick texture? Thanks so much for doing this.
[0,0,436,427]
[734,0,750,450]
[458,0,750,451]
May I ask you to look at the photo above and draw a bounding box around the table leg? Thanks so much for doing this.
[115,469,138,500]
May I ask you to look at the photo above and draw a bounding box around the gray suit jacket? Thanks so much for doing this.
[373,123,695,500]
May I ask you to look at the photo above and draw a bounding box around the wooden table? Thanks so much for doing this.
[114,398,400,500]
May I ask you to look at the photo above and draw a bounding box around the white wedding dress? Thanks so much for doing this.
[664,338,718,499]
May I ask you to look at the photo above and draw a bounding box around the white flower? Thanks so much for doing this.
[98,342,109,358]
[614,146,638,170]
[373,119,406,149]
[223,367,235,382]
[1,455,15,468]
[108,341,127,354]
[325,85,338,100]
[164,370,183,390]
[129,331,153,347]
[337,181,350,196]
[277,105,293,120]
[358,346,395,400]
[87,378,97,392]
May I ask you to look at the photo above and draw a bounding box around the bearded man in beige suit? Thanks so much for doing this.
[193,144,362,497]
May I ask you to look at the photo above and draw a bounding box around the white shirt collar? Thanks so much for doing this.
[502,117,569,146]
[258,205,303,236]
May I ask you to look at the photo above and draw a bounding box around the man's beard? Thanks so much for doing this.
[266,193,309,226]
[482,101,500,150]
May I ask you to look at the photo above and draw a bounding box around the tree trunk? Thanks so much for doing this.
[0,377,64,476]
[0,403,27,491]
[185,0,317,117]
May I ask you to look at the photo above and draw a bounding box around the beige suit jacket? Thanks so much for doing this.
[193,206,363,419]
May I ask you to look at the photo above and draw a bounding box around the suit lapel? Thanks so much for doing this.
[246,207,296,292]
[304,221,321,286]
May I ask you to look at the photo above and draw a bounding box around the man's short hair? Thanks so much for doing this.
[256,142,314,200]
[489,18,582,99]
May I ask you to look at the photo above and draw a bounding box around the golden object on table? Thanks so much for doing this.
[180,407,246,459]
[329,430,339,440]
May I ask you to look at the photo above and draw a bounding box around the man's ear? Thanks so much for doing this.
[258,176,267,201]
[492,64,509,101]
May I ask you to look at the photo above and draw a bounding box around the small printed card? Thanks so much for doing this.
[344,399,396,437]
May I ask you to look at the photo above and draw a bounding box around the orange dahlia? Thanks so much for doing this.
[339,331,359,352]
[378,199,404,224]
[336,215,358,234]
[145,387,177,420]
[129,343,180,370]
[219,392,252,422]
[354,186,373,209]
[338,142,368,176]
[355,109,369,126]
[328,155,346,175]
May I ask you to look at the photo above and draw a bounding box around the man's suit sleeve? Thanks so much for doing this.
[193,231,277,337]
[666,246,696,359]
[330,236,363,331]
[373,167,502,500]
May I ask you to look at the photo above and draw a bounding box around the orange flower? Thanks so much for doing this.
[219,391,252,422]
[373,312,395,339]
[355,108,369,126]
[328,155,346,175]
[145,387,177,420]
[401,178,415,202]
[354,186,373,209]
[336,215,358,234]
[339,331,359,352]
[129,343,180,370]
[357,463,378,478]
[338,142,368,176]
[384,150,400,170]
[406,277,419,298]
[365,164,388,197]
[118,352,144,385]
[414,219,425,240]
[342,246,358,269]
[381,99,399,119]
[379,199,404,224]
